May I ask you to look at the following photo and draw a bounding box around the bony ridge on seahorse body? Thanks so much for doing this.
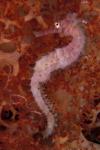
[30,13,86,138]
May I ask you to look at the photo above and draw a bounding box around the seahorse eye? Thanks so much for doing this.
[54,22,60,29]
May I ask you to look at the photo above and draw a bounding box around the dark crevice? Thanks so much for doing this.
[0,125,7,131]
[1,110,13,120]
[82,127,100,144]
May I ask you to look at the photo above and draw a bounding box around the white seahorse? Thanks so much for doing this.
[30,13,86,138]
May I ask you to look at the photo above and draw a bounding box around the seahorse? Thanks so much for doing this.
[30,13,86,138]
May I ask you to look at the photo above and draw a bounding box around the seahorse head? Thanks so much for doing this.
[34,13,80,38]
[54,13,79,34]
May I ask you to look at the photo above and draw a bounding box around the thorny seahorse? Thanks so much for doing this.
[30,13,86,138]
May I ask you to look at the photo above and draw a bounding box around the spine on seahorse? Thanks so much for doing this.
[30,13,86,138]
[30,76,56,138]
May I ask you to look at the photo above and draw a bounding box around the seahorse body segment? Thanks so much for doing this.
[30,13,86,138]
